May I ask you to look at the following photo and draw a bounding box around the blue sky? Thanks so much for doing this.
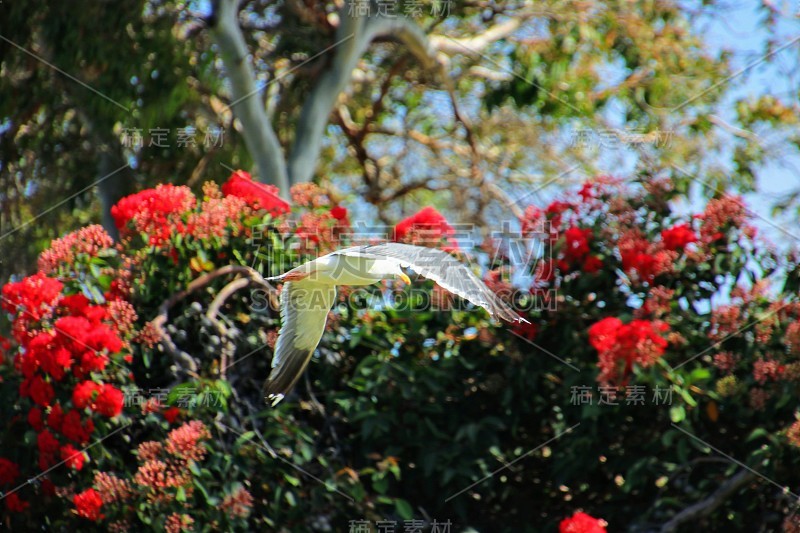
[691,1,800,251]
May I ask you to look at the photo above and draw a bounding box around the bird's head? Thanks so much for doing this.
[391,264,411,285]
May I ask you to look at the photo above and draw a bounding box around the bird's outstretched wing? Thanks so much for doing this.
[339,243,524,323]
[264,280,336,405]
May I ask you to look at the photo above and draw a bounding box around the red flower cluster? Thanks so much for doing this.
[93,472,132,504]
[5,493,29,512]
[1,272,63,323]
[294,209,351,253]
[0,458,20,485]
[164,420,211,462]
[165,513,195,533]
[618,231,674,283]
[221,486,254,519]
[72,381,124,418]
[221,170,290,217]
[660,223,697,251]
[38,225,115,274]
[753,358,784,385]
[518,177,730,287]
[186,182,250,240]
[282,183,350,253]
[73,487,104,521]
[394,206,459,250]
[0,458,27,512]
[111,184,196,246]
[125,421,211,496]
[559,226,602,273]
[697,195,748,243]
[589,317,669,384]
[161,407,181,424]
[2,270,131,481]
[60,444,86,470]
[559,511,607,533]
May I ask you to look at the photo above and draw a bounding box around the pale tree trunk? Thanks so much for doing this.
[209,0,290,197]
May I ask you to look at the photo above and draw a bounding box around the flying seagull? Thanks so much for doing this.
[263,242,525,405]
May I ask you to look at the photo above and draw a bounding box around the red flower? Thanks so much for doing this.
[698,195,747,243]
[38,225,114,274]
[47,404,64,432]
[27,331,73,381]
[163,407,181,424]
[78,350,109,374]
[28,408,44,431]
[0,458,20,485]
[221,170,290,217]
[535,258,557,282]
[94,384,124,418]
[26,375,55,407]
[221,486,254,519]
[37,429,60,455]
[73,488,104,521]
[5,493,29,513]
[661,223,696,251]
[59,293,90,315]
[582,255,603,273]
[73,381,102,410]
[165,420,211,461]
[185,194,248,240]
[1,272,63,321]
[588,317,622,352]
[111,184,196,245]
[590,317,669,384]
[60,444,85,470]
[578,182,595,202]
[61,409,94,444]
[394,207,458,249]
[84,325,123,354]
[330,205,348,221]
[546,200,572,221]
[560,511,607,533]
[619,232,672,282]
[53,316,90,352]
[562,227,593,266]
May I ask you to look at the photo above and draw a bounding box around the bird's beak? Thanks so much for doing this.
[398,272,411,285]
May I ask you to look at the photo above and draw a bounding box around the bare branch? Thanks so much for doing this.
[659,469,757,532]
[430,17,524,56]
[153,265,277,378]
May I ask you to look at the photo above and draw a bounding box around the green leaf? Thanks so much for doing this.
[395,498,414,520]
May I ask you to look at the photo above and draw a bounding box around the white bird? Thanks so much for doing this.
[263,243,526,405]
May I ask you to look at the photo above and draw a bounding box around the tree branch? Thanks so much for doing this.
[153,265,277,379]
[209,0,290,196]
[659,469,757,532]
[288,11,441,185]
[430,17,524,56]
[285,7,529,189]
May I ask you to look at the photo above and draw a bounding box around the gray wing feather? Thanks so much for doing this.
[340,243,522,323]
[264,280,336,405]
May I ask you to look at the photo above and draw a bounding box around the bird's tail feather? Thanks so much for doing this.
[262,349,314,406]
